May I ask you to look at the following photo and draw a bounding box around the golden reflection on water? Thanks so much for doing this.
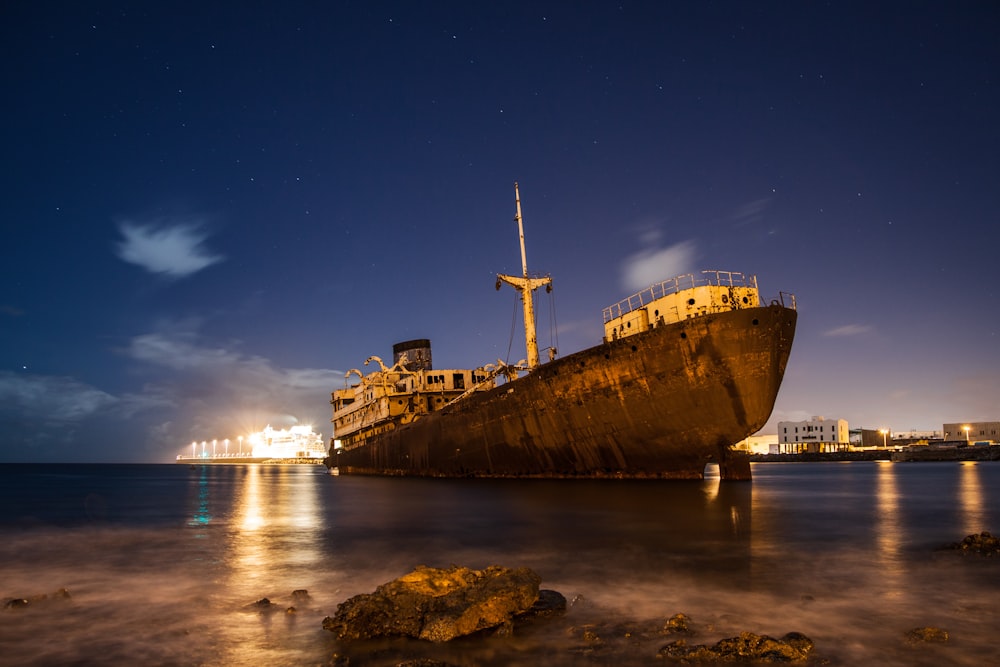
[958,461,984,537]
[220,465,325,665]
[229,465,324,586]
[874,461,902,596]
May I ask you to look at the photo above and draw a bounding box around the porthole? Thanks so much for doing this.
[752,319,759,326]
[742,296,749,304]
[721,294,729,304]
[654,309,659,316]
[687,298,696,306]
[631,345,637,352]
[680,332,687,339]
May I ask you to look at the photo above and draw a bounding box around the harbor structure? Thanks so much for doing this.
[776,416,849,453]
[944,421,1000,445]
[177,425,326,463]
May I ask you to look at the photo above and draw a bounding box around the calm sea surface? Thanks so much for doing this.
[1,461,998,665]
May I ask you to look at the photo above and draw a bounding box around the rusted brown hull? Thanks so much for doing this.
[329,304,796,480]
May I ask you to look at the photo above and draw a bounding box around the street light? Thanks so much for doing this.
[879,429,888,448]
[201,441,207,457]
[238,435,243,456]
[212,439,217,458]
[224,438,229,457]
[191,441,196,459]
[963,425,971,444]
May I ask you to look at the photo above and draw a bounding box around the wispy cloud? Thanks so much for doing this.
[823,324,873,337]
[124,325,342,447]
[0,372,120,454]
[0,324,342,460]
[0,371,117,421]
[621,234,698,292]
[731,197,771,227]
[115,218,224,277]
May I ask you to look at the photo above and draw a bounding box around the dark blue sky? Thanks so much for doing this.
[2,2,998,462]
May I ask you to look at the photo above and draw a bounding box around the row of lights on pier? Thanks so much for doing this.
[190,436,245,458]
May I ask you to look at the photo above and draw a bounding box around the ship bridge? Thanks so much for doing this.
[603,270,792,341]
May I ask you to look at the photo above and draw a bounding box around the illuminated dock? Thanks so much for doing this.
[176,425,327,464]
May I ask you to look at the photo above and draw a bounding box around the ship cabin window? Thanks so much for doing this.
[453,373,465,389]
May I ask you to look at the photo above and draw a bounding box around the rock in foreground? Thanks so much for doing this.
[658,631,814,662]
[323,565,541,642]
[949,531,1000,556]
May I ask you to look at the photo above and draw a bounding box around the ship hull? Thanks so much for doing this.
[330,304,796,479]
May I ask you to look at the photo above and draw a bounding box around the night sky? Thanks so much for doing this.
[2,2,998,462]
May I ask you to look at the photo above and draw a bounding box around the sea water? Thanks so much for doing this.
[0,461,998,665]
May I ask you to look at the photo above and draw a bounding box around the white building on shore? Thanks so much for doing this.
[777,416,849,453]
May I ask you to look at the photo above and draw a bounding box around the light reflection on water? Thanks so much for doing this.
[876,460,903,595]
[958,461,984,537]
[0,461,998,665]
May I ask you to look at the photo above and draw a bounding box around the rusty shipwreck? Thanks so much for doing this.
[326,184,797,480]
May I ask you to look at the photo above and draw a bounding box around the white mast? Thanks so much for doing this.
[497,182,552,369]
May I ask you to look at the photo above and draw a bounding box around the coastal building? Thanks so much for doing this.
[777,416,849,453]
[853,428,893,449]
[734,433,779,455]
[943,421,1000,445]
[887,429,943,447]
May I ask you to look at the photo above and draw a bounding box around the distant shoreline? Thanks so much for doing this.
[751,445,1000,464]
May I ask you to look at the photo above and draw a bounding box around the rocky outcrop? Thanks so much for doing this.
[905,626,949,643]
[245,589,313,615]
[949,531,1000,555]
[323,565,542,641]
[658,630,814,662]
[3,588,71,610]
[662,613,694,635]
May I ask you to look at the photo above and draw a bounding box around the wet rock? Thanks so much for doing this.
[523,589,567,619]
[906,626,949,643]
[247,597,278,613]
[662,613,693,635]
[567,623,604,645]
[322,565,541,642]
[291,589,311,602]
[949,531,1000,555]
[4,588,72,610]
[658,630,814,662]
